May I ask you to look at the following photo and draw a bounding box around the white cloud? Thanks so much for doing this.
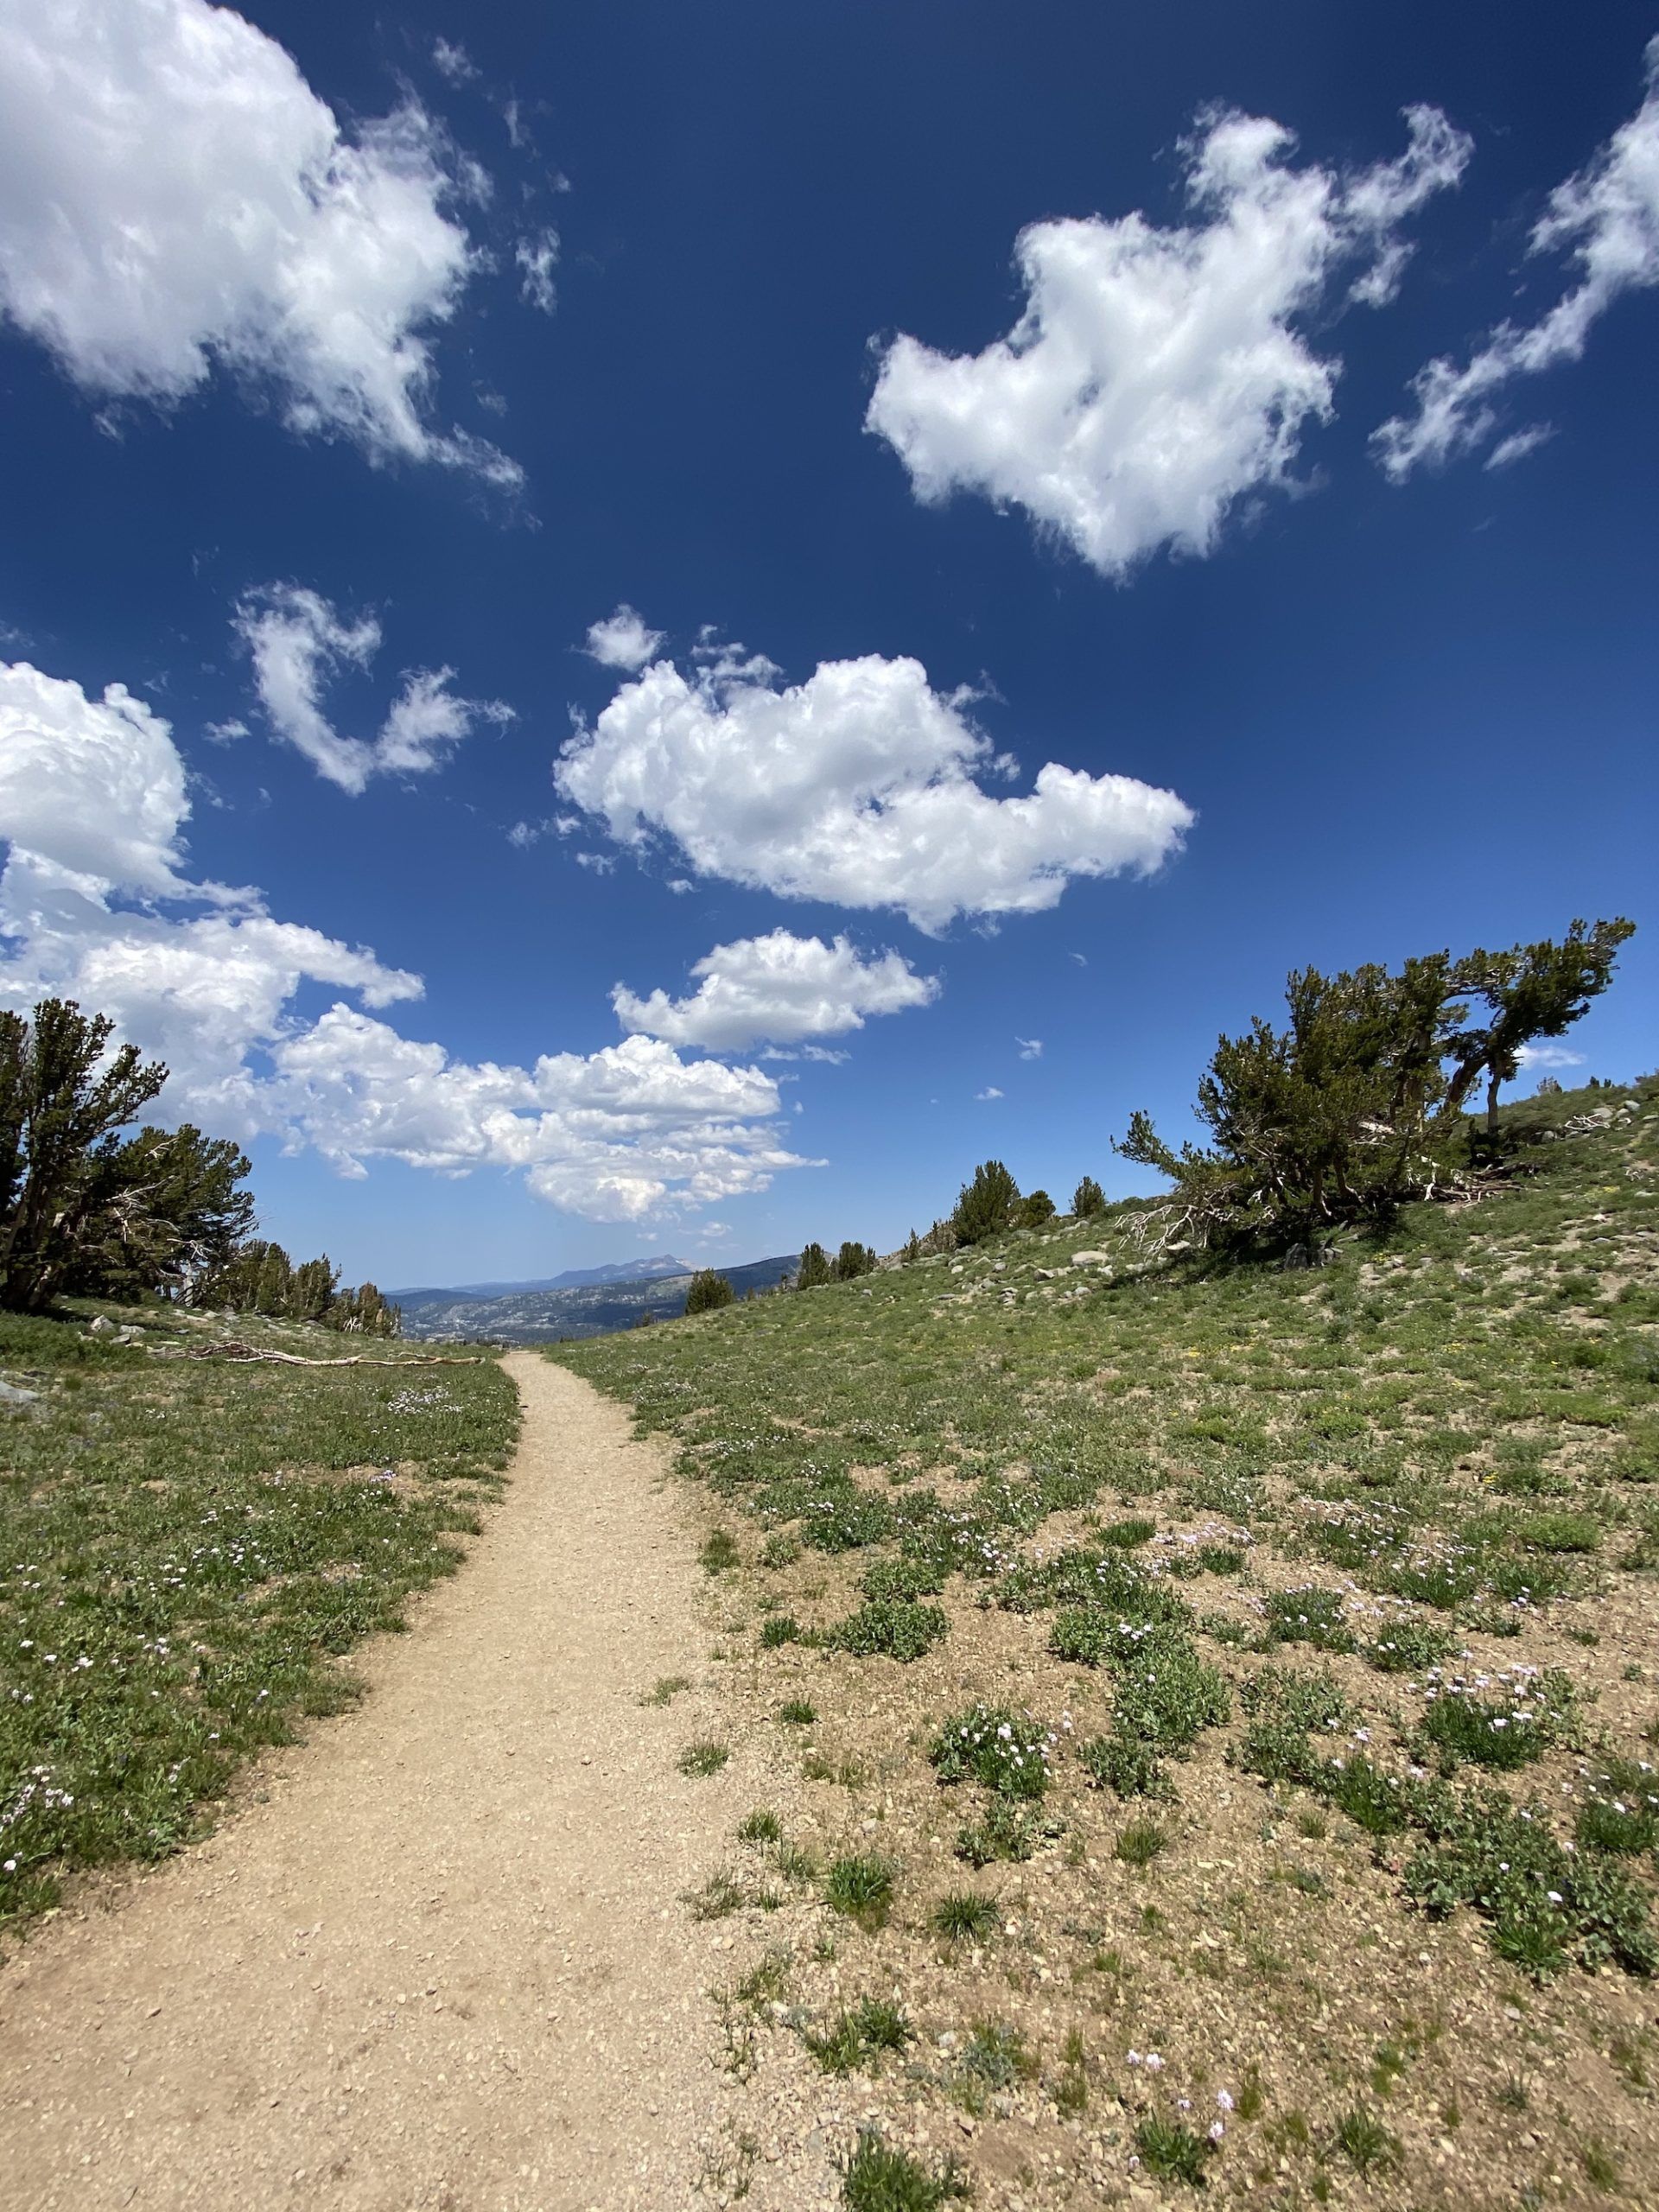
[0,657,806,1219]
[976,1086,1004,1102]
[1516,1043,1586,1071]
[556,644,1192,931]
[1376,40,1659,477]
[0,0,517,481]
[1485,424,1556,471]
[236,584,509,795]
[0,661,199,897]
[613,929,938,1052]
[584,605,665,671]
[1017,1035,1043,1059]
[431,36,478,86]
[517,231,559,315]
[867,105,1468,577]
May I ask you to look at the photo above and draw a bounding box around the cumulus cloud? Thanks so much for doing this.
[556,644,1192,931]
[1375,41,1659,478]
[976,1086,1004,1102]
[0,661,199,897]
[517,231,560,314]
[868,105,1469,576]
[0,657,805,1219]
[236,584,510,794]
[613,929,938,1052]
[1017,1036,1043,1059]
[584,605,665,671]
[0,0,517,481]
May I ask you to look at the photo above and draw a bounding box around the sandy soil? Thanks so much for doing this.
[0,1352,827,2211]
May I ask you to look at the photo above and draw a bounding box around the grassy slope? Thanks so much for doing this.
[556,1080,1659,2208]
[0,1298,516,1930]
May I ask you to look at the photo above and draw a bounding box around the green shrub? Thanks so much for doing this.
[1079,1732,1172,1800]
[1573,1759,1659,1854]
[760,1612,802,1647]
[1261,1585,1353,1652]
[1419,1669,1572,1770]
[828,1597,949,1662]
[1365,1621,1455,1675]
[929,1705,1052,1797]
[954,1799,1037,1865]
[1512,1510,1600,1554]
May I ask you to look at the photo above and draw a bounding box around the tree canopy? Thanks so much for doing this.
[1116,920,1634,1251]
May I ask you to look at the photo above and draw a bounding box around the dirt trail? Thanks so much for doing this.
[0,1352,810,2211]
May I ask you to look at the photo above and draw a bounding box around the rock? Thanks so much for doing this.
[0,1378,41,1408]
[1070,1249,1109,1268]
[88,1315,114,1335]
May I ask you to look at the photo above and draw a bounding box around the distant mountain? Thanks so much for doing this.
[394,1254,797,1344]
[388,1254,696,1300]
[545,1254,697,1288]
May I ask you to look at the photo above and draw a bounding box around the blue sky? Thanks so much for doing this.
[0,0,1654,1287]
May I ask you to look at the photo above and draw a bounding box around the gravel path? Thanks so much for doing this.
[0,1352,805,2210]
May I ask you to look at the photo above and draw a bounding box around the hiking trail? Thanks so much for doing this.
[0,1351,833,2210]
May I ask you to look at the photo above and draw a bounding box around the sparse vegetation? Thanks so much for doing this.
[554,1073,1659,2205]
[677,1739,731,1777]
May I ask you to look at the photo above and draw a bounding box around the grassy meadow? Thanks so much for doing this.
[556,1078,1659,2208]
[0,1299,515,1930]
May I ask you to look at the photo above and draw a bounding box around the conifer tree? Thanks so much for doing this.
[951,1160,1020,1246]
[684,1268,734,1314]
[795,1241,833,1289]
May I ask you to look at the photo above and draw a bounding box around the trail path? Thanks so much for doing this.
[1,1352,802,2211]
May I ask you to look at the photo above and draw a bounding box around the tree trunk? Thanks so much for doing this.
[1485,1068,1501,1141]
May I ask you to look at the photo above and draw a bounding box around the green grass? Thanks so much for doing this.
[931,1891,999,1942]
[824,1851,896,1923]
[0,1301,515,1927]
[677,1739,731,1777]
[840,2131,969,2209]
[546,1081,1659,2190]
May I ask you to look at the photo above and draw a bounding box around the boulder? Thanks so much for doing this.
[1070,1249,1110,1268]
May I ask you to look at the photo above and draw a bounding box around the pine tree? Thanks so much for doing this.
[1071,1175,1105,1219]
[684,1268,734,1314]
[795,1241,833,1289]
[951,1160,1020,1246]
[0,999,168,1312]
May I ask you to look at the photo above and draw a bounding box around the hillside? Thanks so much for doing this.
[552,1078,1659,2208]
[396,1252,798,1342]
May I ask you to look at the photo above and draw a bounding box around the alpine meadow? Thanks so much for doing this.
[1,5,1656,2210]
